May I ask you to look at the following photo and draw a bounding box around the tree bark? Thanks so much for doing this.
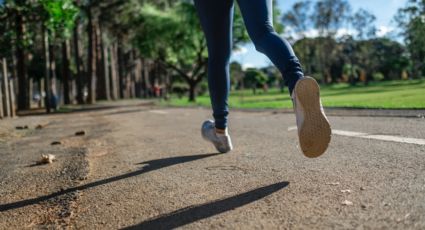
[127,51,134,98]
[96,22,107,100]
[142,58,151,98]
[134,58,142,98]
[62,40,71,104]
[49,43,58,110]
[117,43,125,98]
[9,78,16,117]
[42,28,52,113]
[73,20,84,104]
[87,7,96,104]
[15,8,29,110]
[2,58,11,117]
[38,77,44,108]
[188,81,196,102]
[103,46,111,100]
[109,44,119,100]
[0,61,4,118]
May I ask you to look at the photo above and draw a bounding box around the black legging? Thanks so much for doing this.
[194,0,303,129]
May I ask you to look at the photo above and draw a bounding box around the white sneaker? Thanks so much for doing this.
[292,77,331,158]
[201,120,233,153]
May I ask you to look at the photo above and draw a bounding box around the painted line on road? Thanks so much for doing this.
[287,126,425,146]
[149,110,168,115]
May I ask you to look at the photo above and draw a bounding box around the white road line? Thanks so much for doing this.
[287,126,425,146]
[149,110,168,115]
[287,126,298,132]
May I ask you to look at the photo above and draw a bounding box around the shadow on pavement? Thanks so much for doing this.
[0,153,220,212]
[122,181,289,230]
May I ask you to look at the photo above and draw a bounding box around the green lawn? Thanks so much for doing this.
[161,79,425,109]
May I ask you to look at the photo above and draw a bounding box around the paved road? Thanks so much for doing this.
[1,103,425,229]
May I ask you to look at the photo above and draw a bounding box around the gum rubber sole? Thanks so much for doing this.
[294,77,331,158]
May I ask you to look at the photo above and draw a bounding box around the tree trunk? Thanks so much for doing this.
[109,44,119,100]
[9,78,16,117]
[96,22,107,100]
[142,58,151,98]
[87,8,96,104]
[127,51,134,98]
[49,43,58,110]
[62,40,71,104]
[73,20,84,104]
[28,77,33,109]
[42,28,52,113]
[2,58,11,117]
[38,77,44,108]
[117,43,125,98]
[0,61,4,118]
[135,58,142,98]
[15,8,29,111]
[188,81,196,102]
[103,46,111,100]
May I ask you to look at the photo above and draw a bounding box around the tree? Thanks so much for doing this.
[14,0,29,110]
[395,0,425,78]
[351,8,377,40]
[311,0,351,37]
[244,68,267,94]
[230,61,244,90]
[310,0,351,83]
[41,0,79,110]
[282,1,312,38]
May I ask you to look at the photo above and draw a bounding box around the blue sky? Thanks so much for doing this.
[232,0,408,68]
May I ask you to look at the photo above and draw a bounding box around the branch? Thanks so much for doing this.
[191,41,207,78]
[195,71,207,84]
[191,58,207,79]
[159,59,191,82]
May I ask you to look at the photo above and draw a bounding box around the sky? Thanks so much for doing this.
[232,0,408,69]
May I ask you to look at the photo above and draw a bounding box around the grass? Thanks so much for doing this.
[161,79,425,109]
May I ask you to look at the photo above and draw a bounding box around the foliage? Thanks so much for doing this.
[41,0,79,39]
[311,0,351,36]
[351,8,377,39]
[244,68,268,94]
[395,0,425,78]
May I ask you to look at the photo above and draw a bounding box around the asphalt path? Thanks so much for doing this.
[1,104,424,229]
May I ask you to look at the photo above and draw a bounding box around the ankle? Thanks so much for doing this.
[215,128,228,136]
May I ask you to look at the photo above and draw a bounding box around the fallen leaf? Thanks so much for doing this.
[342,200,353,206]
[75,131,86,136]
[51,141,62,145]
[326,182,340,186]
[37,154,56,164]
[36,124,48,129]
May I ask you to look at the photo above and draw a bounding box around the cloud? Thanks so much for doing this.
[284,28,355,40]
[376,26,395,37]
[284,26,398,39]
[233,47,248,56]
[242,63,255,70]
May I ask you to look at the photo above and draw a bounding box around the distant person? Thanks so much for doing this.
[195,0,331,158]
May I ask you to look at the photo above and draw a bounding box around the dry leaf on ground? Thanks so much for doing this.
[342,200,353,206]
[37,154,56,164]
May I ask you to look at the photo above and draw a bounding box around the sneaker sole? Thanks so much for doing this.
[294,77,331,158]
